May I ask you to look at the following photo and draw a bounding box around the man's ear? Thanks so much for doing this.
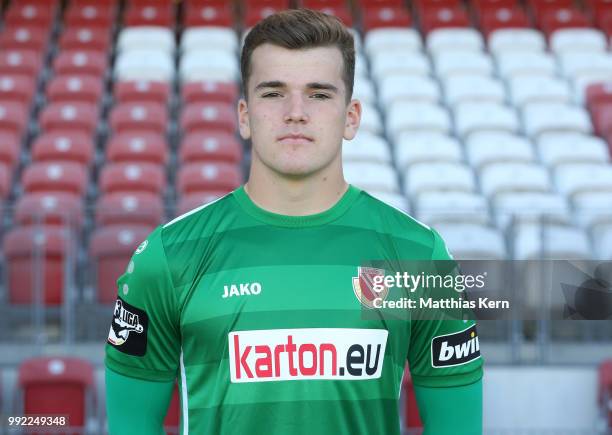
[238,98,251,140]
[343,98,362,141]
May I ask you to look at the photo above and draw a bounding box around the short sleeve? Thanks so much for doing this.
[407,229,484,388]
[105,226,181,382]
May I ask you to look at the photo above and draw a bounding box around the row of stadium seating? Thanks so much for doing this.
[2,356,611,433]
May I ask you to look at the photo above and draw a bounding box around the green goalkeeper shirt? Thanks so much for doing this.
[105,184,483,435]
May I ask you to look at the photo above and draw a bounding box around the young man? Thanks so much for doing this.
[105,9,483,434]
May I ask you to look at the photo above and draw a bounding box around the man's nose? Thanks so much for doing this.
[283,94,309,123]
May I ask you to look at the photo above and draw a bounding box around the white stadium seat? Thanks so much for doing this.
[179,49,239,82]
[593,224,612,260]
[343,132,391,164]
[387,102,451,141]
[115,50,174,82]
[555,163,612,197]
[480,162,551,197]
[117,27,175,55]
[549,28,607,54]
[572,73,612,104]
[488,29,546,54]
[366,190,410,212]
[521,102,592,138]
[434,50,494,78]
[573,192,612,229]
[181,27,239,53]
[558,52,612,79]
[466,132,535,169]
[513,224,591,260]
[426,28,484,54]
[537,133,610,167]
[355,54,368,79]
[395,132,462,168]
[353,78,376,105]
[371,52,431,82]
[495,51,557,79]
[379,74,441,107]
[344,162,399,193]
[508,75,572,107]
[434,223,507,259]
[443,74,505,107]
[417,192,489,225]
[454,102,519,138]
[493,192,571,228]
[364,28,422,56]
[359,102,383,135]
[404,162,476,197]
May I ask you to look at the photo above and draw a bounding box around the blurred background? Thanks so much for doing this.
[0,0,611,433]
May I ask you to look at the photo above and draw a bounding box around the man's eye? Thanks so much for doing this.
[262,92,281,98]
[312,93,330,99]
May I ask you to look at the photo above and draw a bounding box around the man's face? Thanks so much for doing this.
[238,44,361,178]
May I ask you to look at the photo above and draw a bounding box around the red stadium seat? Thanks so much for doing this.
[586,0,612,17]
[247,0,290,7]
[176,191,227,215]
[65,4,114,28]
[414,0,462,16]
[421,6,471,33]
[309,6,354,26]
[480,7,530,35]
[180,131,242,164]
[125,5,174,27]
[304,0,348,7]
[99,162,166,195]
[0,75,36,105]
[3,226,71,305]
[539,8,590,35]
[96,192,164,228]
[39,102,98,135]
[598,360,612,429]
[586,82,612,113]
[183,5,234,27]
[109,102,168,135]
[528,0,574,23]
[362,7,411,31]
[245,6,284,28]
[4,3,55,28]
[180,102,237,135]
[59,27,111,53]
[0,50,42,78]
[31,131,95,166]
[18,357,94,429]
[591,103,612,137]
[53,50,107,77]
[89,225,154,303]
[0,131,20,168]
[46,75,103,105]
[472,0,519,14]
[15,192,84,227]
[22,161,88,196]
[114,80,171,105]
[0,163,11,199]
[0,101,28,136]
[0,26,48,52]
[164,383,180,435]
[106,131,168,165]
[181,81,239,106]
[177,162,241,195]
[600,10,612,36]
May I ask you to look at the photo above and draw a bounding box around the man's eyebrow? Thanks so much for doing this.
[253,81,339,93]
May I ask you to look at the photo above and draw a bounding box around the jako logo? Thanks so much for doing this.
[228,328,388,383]
[431,324,480,368]
[223,282,262,298]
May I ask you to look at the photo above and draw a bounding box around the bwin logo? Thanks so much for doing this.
[108,300,144,346]
[431,324,481,368]
[223,282,262,299]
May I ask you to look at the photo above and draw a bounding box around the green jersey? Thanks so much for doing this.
[105,185,483,435]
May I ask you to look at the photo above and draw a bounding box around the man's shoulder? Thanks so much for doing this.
[358,191,432,235]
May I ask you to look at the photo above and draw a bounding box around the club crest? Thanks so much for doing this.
[352,266,389,309]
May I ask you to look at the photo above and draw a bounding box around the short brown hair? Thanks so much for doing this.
[240,9,355,103]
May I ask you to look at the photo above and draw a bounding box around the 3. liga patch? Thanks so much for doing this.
[107,297,148,356]
[431,324,480,368]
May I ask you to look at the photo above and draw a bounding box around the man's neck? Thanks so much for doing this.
[244,163,349,216]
